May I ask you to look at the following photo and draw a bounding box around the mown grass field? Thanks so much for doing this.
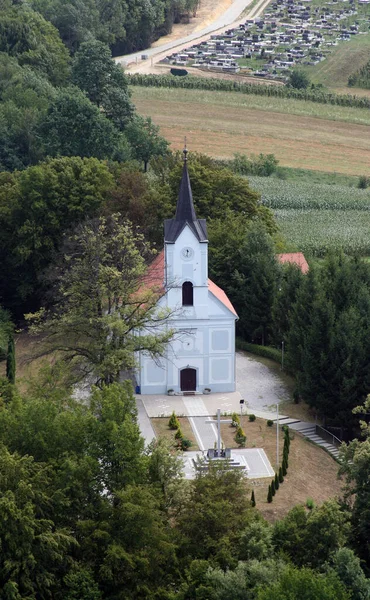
[131,86,370,175]
[304,33,370,91]
[249,176,370,256]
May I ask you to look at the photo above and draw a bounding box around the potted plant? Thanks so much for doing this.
[168,389,175,396]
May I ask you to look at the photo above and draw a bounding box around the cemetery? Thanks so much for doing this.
[160,0,370,80]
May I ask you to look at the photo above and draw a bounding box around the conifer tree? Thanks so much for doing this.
[271,480,276,496]
[275,472,279,491]
[267,485,273,503]
[6,335,15,385]
[251,490,256,507]
[279,466,284,483]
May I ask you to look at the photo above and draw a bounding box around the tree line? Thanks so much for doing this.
[129,73,370,109]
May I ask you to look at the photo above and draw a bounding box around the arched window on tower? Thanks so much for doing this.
[182,281,194,306]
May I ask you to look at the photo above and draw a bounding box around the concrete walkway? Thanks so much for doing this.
[136,398,156,447]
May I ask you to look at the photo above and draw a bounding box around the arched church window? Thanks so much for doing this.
[182,281,193,306]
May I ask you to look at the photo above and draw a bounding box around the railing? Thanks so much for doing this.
[315,425,342,448]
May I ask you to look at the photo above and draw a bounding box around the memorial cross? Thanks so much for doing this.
[206,408,232,455]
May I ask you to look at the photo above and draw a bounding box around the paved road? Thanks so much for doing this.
[115,0,272,69]
[236,351,291,412]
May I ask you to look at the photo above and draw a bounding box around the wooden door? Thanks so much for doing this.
[180,368,196,391]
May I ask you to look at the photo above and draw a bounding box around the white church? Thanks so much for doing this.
[136,149,238,395]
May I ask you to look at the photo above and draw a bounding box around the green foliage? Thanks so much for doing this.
[358,175,370,189]
[6,335,15,384]
[271,480,276,496]
[249,414,256,422]
[267,485,273,503]
[267,420,274,427]
[274,472,279,491]
[348,60,370,89]
[26,215,174,385]
[289,69,311,90]
[177,462,252,565]
[169,411,180,430]
[38,86,130,161]
[125,115,169,172]
[236,338,282,363]
[0,156,114,313]
[229,224,281,344]
[278,466,284,483]
[180,438,192,451]
[234,426,247,447]
[239,519,273,561]
[251,490,256,507]
[170,68,188,76]
[231,152,279,177]
[231,412,240,427]
[287,253,370,425]
[0,5,70,85]
[272,501,351,569]
[306,498,315,510]
[257,566,350,600]
[328,547,370,600]
[129,73,370,109]
[175,427,183,440]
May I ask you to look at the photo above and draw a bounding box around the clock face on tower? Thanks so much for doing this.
[181,247,194,260]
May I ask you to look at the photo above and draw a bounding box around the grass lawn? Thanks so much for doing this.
[151,417,200,450]
[304,34,370,90]
[131,87,370,175]
[221,416,343,521]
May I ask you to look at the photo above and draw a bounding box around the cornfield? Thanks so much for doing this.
[249,177,370,257]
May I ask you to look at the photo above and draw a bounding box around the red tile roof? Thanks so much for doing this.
[144,249,237,316]
[277,252,309,274]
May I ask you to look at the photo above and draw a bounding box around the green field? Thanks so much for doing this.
[304,34,370,90]
[249,176,370,256]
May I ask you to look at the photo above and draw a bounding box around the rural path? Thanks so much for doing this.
[115,0,272,71]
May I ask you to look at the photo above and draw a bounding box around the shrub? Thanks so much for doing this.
[170,67,188,76]
[267,485,273,503]
[275,472,279,491]
[169,411,180,430]
[306,497,315,510]
[267,420,274,427]
[231,412,240,427]
[358,175,370,189]
[251,490,256,507]
[282,458,288,476]
[235,426,247,447]
[180,438,192,451]
[249,414,256,422]
[278,466,284,483]
[236,338,281,363]
[175,427,183,440]
[271,480,276,496]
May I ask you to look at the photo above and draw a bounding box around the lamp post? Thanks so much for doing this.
[276,402,279,470]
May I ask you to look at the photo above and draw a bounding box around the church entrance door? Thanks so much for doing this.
[180,368,196,392]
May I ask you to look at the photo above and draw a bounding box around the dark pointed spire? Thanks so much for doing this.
[164,144,207,243]
[175,145,197,223]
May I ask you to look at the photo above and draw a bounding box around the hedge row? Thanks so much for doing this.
[128,73,370,109]
[236,338,282,363]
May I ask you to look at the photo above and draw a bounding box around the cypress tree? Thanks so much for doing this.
[275,472,279,490]
[282,459,287,476]
[271,479,275,496]
[251,490,256,507]
[6,335,15,385]
[279,466,284,483]
[267,485,272,503]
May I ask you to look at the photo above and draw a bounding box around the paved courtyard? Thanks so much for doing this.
[181,448,275,480]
